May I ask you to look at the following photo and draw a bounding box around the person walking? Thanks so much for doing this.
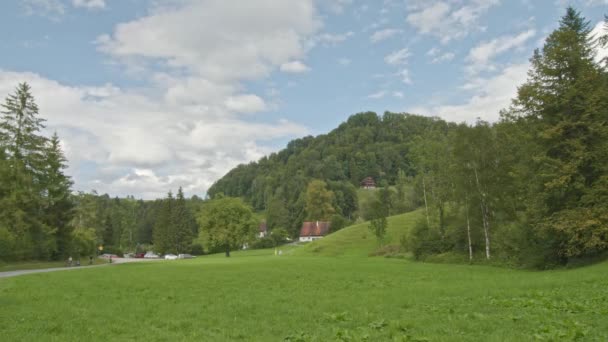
[68,256,73,267]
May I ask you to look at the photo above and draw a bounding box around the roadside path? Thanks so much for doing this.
[0,258,160,279]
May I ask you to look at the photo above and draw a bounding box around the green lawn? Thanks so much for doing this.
[1,250,607,341]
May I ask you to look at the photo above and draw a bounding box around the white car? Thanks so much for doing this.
[164,254,178,260]
[144,251,159,259]
[178,254,194,259]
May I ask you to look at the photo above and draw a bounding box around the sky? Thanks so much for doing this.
[0,0,606,199]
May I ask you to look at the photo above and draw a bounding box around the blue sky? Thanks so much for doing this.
[0,0,606,198]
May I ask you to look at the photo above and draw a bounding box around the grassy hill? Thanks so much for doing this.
[294,209,423,257]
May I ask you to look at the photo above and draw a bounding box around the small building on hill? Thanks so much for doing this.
[360,176,376,189]
[258,222,268,238]
[299,221,331,242]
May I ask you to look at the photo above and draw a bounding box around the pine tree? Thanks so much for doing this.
[172,187,194,253]
[42,133,74,258]
[0,83,52,260]
[153,191,174,254]
[514,7,608,258]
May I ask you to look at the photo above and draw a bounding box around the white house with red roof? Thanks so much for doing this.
[299,221,331,242]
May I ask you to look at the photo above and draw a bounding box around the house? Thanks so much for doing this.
[258,222,268,238]
[299,221,331,242]
[360,176,376,189]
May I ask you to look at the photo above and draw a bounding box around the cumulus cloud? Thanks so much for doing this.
[97,0,320,82]
[280,61,311,73]
[406,0,500,43]
[409,63,529,123]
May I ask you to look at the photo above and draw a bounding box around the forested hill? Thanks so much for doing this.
[209,112,445,209]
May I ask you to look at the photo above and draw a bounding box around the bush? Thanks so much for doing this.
[406,219,450,259]
[190,243,204,255]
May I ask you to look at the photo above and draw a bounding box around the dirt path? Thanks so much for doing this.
[0,258,160,279]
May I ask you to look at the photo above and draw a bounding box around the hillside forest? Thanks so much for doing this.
[0,8,606,268]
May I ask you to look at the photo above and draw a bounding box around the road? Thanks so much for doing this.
[0,257,161,279]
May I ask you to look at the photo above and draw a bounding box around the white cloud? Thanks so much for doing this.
[280,61,311,73]
[384,48,411,65]
[72,0,105,9]
[592,21,608,63]
[467,29,535,73]
[370,28,402,43]
[0,70,308,198]
[393,91,404,98]
[97,0,320,82]
[367,90,386,99]
[427,47,455,63]
[224,95,267,113]
[409,63,529,123]
[406,0,500,43]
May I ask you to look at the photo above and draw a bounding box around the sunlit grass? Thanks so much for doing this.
[1,248,607,341]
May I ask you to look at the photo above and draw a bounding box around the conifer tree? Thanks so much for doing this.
[42,133,74,258]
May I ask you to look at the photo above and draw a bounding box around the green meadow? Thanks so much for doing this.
[1,212,607,341]
[1,253,607,341]
[0,211,608,341]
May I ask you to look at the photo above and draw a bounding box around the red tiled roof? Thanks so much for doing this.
[259,222,267,233]
[299,221,331,237]
[361,177,376,186]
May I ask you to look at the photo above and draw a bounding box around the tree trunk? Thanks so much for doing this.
[225,245,230,257]
[465,194,473,263]
[474,167,491,260]
[422,176,430,227]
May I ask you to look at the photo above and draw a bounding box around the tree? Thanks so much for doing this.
[42,133,74,259]
[368,188,390,246]
[513,7,608,259]
[0,83,54,260]
[197,197,257,257]
[171,187,195,253]
[153,192,174,254]
[304,180,335,220]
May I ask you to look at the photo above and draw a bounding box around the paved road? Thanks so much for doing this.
[0,258,160,279]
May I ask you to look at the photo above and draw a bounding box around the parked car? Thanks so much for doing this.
[178,254,194,259]
[144,251,160,259]
[134,252,145,258]
[100,253,118,259]
[164,254,178,260]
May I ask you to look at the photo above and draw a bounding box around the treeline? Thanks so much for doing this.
[405,9,608,267]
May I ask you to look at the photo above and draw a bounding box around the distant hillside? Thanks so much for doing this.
[208,112,447,235]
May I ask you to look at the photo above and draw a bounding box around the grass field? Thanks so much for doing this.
[1,251,607,341]
[1,211,607,341]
